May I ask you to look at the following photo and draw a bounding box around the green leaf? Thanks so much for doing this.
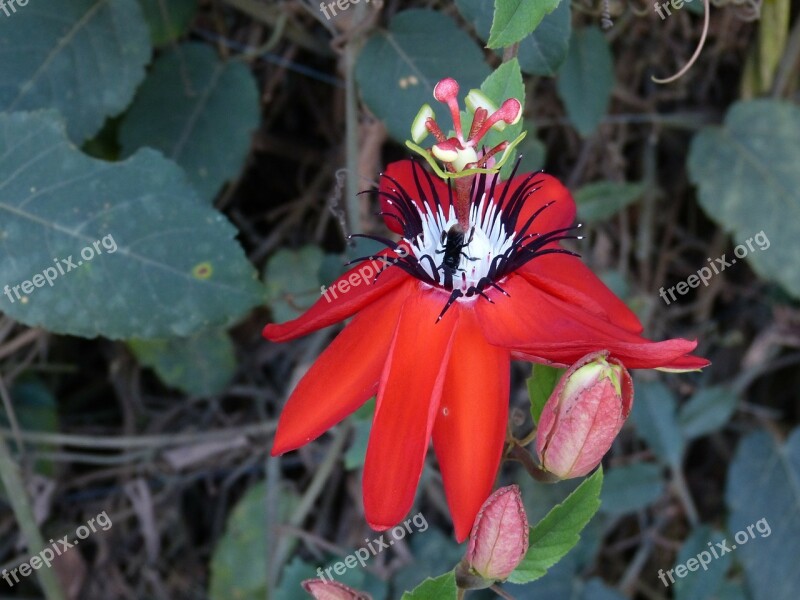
[473,58,525,179]
[120,43,260,203]
[401,571,457,600]
[355,9,490,142]
[688,100,800,299]
[600,463,664,515]
[209,482,297,600]
[265,246,325,324]
[556,27,614,137]
[456,0,570,76]
[487,0,560,49]
[672,526,732,600]
[0,0,151,143]
[128,329,236,396]
[0,111,263,339]
[724,429,800,600]
[574,182,645,223]
[630,381,684,468]
[138,0,197,45]
[517,0,572,76]
[527,363,563,425]
[508,468,604,584]
[678,386,738,440]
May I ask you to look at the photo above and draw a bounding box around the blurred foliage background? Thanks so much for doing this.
[0,0,799,598]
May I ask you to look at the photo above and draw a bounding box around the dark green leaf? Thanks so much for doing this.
[120,43,260,203]
[138,0,196,45]
[517,0,572,76]
[600,463,664,515]
[0,0,151,142]
[574,182,645,223]
[508,468,603,584]
[0,111,263,339]
[688,100,799,299]
[630,381,684,468]
[355,9,490,142]
[583,578,627,600]
[556,27,614,137]
[725,429,800,600]
[672,526,732,600]
[264,246,325,324]
[678,386,738,440]
[209,482,297,600]
[128,329,236,396]
[455,0,493,39]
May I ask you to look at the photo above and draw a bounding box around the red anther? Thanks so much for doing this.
[425,118,449,143]
[467,107,488,144]
[471,99,523,145]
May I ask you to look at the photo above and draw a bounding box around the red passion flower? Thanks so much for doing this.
[264,79,709,542]
[264,161,708,541]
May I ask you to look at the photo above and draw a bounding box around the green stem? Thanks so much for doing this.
[0,435,65,600]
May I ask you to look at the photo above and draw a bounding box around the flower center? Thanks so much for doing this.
[405,192,515,295]
[352,160,582,322]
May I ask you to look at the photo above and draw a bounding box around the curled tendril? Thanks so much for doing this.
[652,0,711,84]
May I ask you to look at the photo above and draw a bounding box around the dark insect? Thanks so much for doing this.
[436,224,476,289]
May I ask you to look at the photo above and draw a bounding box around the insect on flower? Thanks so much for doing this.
[263,77,709,542]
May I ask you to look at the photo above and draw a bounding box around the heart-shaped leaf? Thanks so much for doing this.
[0,111,262,339]
[688,100,800,299]
[355,9,490,142]
[120,42,260,203]
[0,0,151,142]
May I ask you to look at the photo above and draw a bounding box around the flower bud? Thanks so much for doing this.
[302,579,371,600]
[463,485,529,584]
[535,351,633,479]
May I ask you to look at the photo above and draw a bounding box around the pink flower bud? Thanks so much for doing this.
[465,485,529,581]
[302,579,371,600]
[535,351,633,479]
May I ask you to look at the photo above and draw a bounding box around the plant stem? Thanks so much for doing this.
[0,435,65,600]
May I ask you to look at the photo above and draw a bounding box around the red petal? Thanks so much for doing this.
[363,286,459,530]
[271,281,412,456]
[263,252,407,342]
[433,308,510,542]
[477,275,709,370]
[520,254,643,334]
[379,160,451,234]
